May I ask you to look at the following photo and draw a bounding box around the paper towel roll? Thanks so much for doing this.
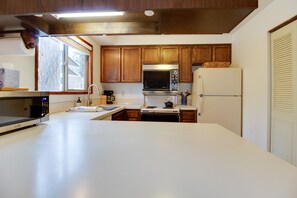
[0,38,35,56]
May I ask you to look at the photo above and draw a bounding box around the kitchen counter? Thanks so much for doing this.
[178,105,197,110]
[0,112,296,198]
[66,105,125,120]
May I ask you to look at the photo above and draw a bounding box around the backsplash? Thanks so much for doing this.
[102,83,192,105]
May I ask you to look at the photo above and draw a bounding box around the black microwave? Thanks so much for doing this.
[143,65,179,91]
[0,91,49,134]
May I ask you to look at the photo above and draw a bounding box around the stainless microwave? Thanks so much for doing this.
[0,91,49,134]
[142,64,179,91]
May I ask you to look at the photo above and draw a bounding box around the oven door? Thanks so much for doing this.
[141,112,180,122]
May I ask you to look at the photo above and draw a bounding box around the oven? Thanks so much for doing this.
[141,106,180,122]
[0,91,49,134]
[141,112,180,122]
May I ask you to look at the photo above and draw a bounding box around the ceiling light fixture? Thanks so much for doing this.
[53,11,125,19]
[144,10,154,17]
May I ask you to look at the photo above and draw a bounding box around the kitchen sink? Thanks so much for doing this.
[67,106,104,112]
[98,105,118,111]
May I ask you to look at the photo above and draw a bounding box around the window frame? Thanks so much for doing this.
[35,36,93,95]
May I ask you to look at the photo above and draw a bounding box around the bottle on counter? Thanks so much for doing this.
[76,97,82,107]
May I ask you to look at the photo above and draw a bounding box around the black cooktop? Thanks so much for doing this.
[145,106,173,109]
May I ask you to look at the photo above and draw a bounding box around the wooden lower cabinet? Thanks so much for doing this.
[126,109,141,121]
[112,110,126,120]
[180,110,197,123]
[112,109,141,121]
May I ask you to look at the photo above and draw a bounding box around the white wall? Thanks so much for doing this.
[231,0,297,149]
[0,55,35,90]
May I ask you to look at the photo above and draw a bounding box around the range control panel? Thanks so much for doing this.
[170,69,179,91]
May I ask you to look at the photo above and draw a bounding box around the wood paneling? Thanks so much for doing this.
[0,0,258,15]
[159,9,255,34]
[0,0,258,35]
[101,47,121,83]
[82,0,257,11]
[49,22,157,35]
[121,47,142,82]
[0,0,82,14]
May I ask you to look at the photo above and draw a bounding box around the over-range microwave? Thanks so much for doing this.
[142,64,179,91]
[0,91,49,134]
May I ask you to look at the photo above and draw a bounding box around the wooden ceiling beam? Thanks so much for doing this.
[0,0,258,15]
[16,16,50,36]
[48,22,158,36]
[83,0,258,11]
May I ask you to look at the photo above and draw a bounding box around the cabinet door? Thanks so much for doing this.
[101,47,121,82]
[112,110,126,120]
[179,46,192,82]
[142,46,160,64]
[212,44,231,62]
[161,46,179,63]
[121,47,142,82]
[180,110,197,123]
[126,109,140,121]
[192,45,212,64]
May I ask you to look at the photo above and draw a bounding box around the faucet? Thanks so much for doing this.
[87,84,100,106]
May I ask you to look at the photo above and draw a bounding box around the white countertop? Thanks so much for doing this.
[178,105,197,110]
[0,112,296,198]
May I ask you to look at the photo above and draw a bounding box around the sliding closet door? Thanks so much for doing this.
[271,20,297,166]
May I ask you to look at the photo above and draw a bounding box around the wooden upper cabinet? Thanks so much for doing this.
[121,47,142,82]
[142,46,179,64]
[142,46,160,64]
[212,44,231,62]
[192,45,212,64]
[101,47,121,83]
[161,46,179,63]
[179,46,193,82]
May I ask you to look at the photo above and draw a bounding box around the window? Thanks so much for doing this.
[37,36,92,93]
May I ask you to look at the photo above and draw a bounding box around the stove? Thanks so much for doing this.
[141,106,180,114]
[140,106,180,122]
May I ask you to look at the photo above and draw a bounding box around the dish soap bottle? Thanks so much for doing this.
[76,97,82,107]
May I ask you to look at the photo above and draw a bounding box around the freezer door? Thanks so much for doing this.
[198,96,242,136]
[194,68,242,96]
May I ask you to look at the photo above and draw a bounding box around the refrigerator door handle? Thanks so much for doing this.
[198,75,204,95]
[198,76,204,116]
[198,94,203,116]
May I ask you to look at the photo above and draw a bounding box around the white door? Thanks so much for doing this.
[195,68,242,96]
[198,96,242,136]
[271,20,297,165]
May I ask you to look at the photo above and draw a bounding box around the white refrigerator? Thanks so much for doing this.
[192,68,242,136]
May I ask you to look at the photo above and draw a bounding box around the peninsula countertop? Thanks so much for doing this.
[0,112,296,198]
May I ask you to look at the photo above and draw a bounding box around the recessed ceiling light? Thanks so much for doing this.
[53,11,125,19]
[144,10,154,17]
